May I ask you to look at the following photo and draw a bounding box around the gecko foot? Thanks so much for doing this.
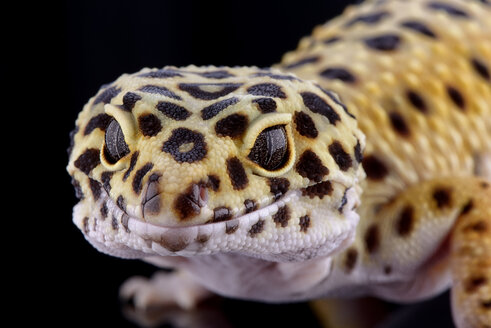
[120,270,212,310]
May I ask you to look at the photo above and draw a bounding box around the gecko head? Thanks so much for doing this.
[67,65,365,262]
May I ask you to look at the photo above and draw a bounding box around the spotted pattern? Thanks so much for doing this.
[364,34,401,51]
[138,114,162,137]
[162,128,207,163]
[301,92,340,125]
[215,113,248,138]
[157,101,191,120]
[179,83,242,100]
[328,141,352,171]
[294,111,318,138]
[201,97,239,120]
[320,67,357,83]
[362,155,389,180]
[226,157,249,190]
[296,150,329,182]
[247,83,286,98]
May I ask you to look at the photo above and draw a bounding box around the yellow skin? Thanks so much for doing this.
[68,0,491,326]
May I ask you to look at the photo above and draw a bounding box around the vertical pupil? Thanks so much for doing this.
[248,125,288,170]
[105,119,130,163]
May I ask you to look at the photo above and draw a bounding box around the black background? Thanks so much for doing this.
[13,0,454,326]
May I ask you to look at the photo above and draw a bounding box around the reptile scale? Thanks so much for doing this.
[67,0,491,327]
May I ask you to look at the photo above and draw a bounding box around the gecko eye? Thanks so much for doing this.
[104,119,130,163]
[248,125,288,171]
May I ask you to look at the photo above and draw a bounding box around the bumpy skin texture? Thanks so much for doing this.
[68,0,491,327]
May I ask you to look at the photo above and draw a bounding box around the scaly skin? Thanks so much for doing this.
[68,1,491,327]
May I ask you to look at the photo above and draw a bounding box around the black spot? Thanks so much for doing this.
[446,86,466,110]
[138,114,162,137]
[400,21,437,38]
[111,215,119,230]
[471,58,490,81]
[318,87,356,119]
[247,83,286,98]
[294,111,318,138]
[460,200,474,216]
[84,114,112,135]
[121,214,130,233]
[354,140,363,163]
[365,224,380,254]
[338,189,348,213]
[226,157,249,190]
[117,195,126,211]
[249,220,265,237]
[132,163,154,194]
[139,85,182,100]
[427,2,469,18]
[463,221,487,233]
[173,183,205,220]
[384,266,392,275]
[74,148,100,175]
[88,178,101,200]
[407,90,428,114]
[302,180,333,199]
[301,92,341,125]
[364,34,401,51]
[212,206,233,222]
[253,98,277,113]
[481,300,491,310]
[388,112,411,137]
[433,187,453,209]
[296,150,329,182]
[123,151,139,181]
[244,199,258,213]
[273,205,290,228]
[299,215,311,233]
[345,248,358,272]
[201,97,239,120]
[268,178,290,200]
[363,155,389,180]
[122,92,142,111]
[253,72,299,81]
[283,56,320,69]
[329,141,352,171]
[225,222,239,234]
[196,70,234,79]
[139,69,183,78]
[215,113,248,138]
[396,205,414,237]
[94,86,121,105]
[465,276,487,293]
[100,202,108,218]
[320,67,357,83]
[101,171,114,193]
[162,128,207,163]
[207,175,220,191]
[323,36,341,44]
[179,83,241,100]
[345,11,390,27]
[156,101,191,120]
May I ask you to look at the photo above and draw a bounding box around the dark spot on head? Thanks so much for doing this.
[299,215,311,233]
[244,199,258,213]
[407,90,428,113]
[117,195,126,212]
[247,83,286,98]
[74,148,100,175]
[481,181,490,189]
[201,97,240,120]
[123,152,139,182]
[344,248,358,272]
[344,11,390,27]
[179,83,241,100]
[122,92,142,111]
[389,112,411,137]
[94,86,121,105]
[139,114,162,137]
[173,183,205,220]
[156,101,191,121]
[207,175,220,191]
[89,178,102,201]
[365,224,380,254]
[465,276,487,293]
[111,215,119,230]
[427,2,470,18]
[324,36,342,44]
[317,87,356,119]
[463,221,488,233]
[396,205,415,237]
[329,141,352,171]
[139,69,183,78]
[249,219,265,237]
[283,56,320,69]
[433,187,453,209]
[268,178,290,200]
[100,202,108,218]
[132,163,154,194]
[302,180,333,199]
[226,157,249,190]
[273,205,290,228]
[384,265,392,275]
[197,70,234,79]
[253,98,277,113]
[101,171,114,193]
[121,214,130,233]
[362,155,389,180]
[212,206,233,223]
[139,85,182,100]
[84,113,112,135]
[301,92,340,125]
[446,86,466,110]
[162,128,207,163]
[460,200,474,216]
[215,113,248,138]
[400,21,437,38]
[481,300,491,310]
[294,111,318,138]
[253,72,299,81]
[226,221,239,234]
[364,34,401,51]
[296,150,329,182]
[320,67,357,83]
[471,58,490,81]
[354,140,363,163]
